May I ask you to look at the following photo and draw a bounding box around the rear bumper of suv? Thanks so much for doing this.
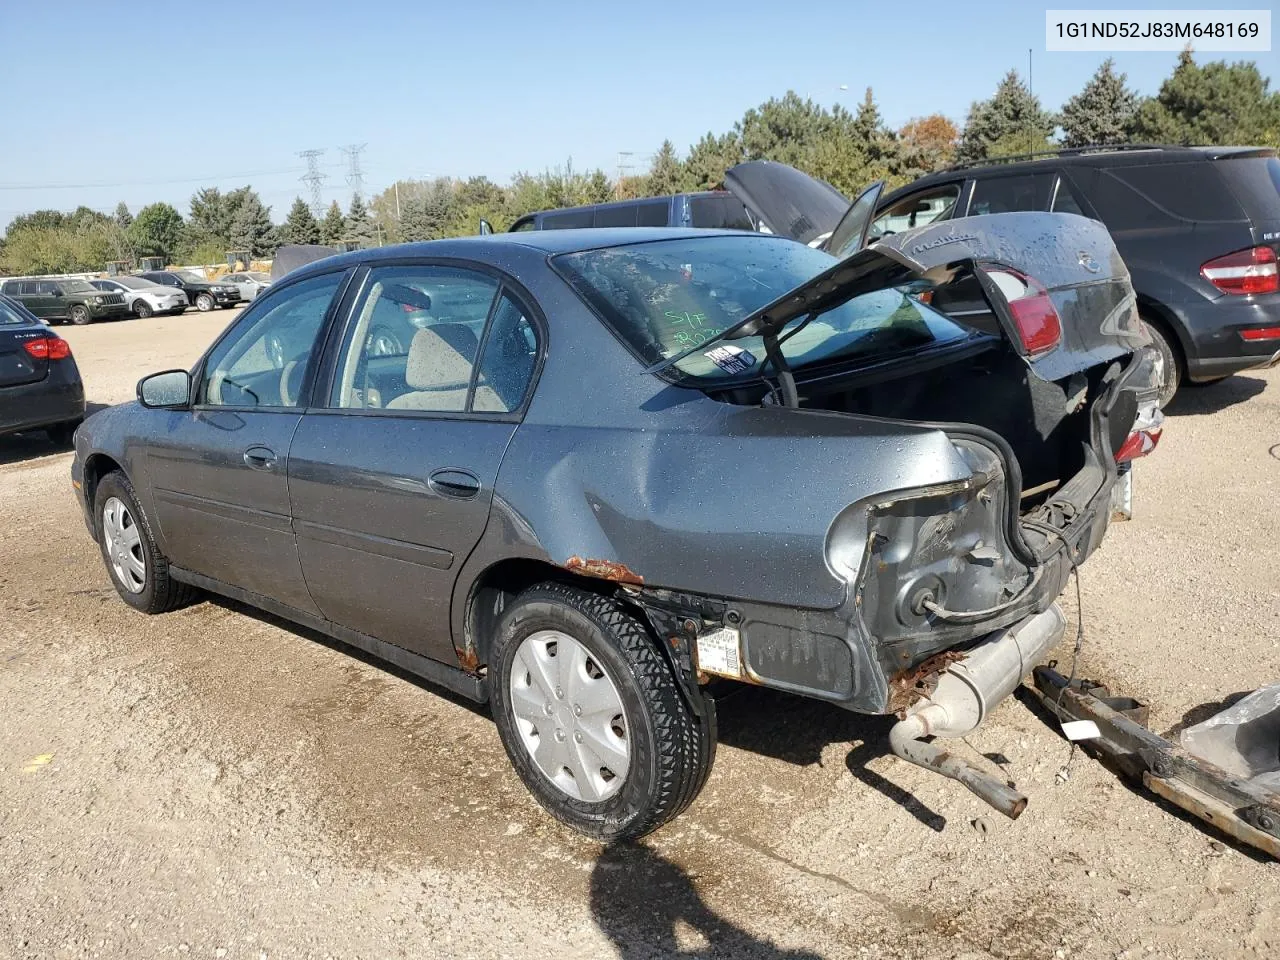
[1172,292,1280,380]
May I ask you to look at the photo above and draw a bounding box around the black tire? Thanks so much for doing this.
[1141,318,1180,407]
[169,307,186,315]
[134,299,153,319]
[195,293,215,312]
[69,304,91,325]
[45,419,80,448]
[93,471,198,614]
[489,582,714,840]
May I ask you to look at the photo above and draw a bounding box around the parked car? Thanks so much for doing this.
[137,270,241,312]
[73,218,1158,839]
[508,191,756,233]
[0,277,132,325]
[0,293,85,444]
[90,277,188,318]
[221,271,273,301]
[730,146,1280,406]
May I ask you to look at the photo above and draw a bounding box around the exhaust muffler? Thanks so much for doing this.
[888,603,1068,819]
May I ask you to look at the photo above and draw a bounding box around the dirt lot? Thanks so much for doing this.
[2,312,1278,959]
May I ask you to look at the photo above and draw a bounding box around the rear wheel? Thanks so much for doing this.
[94,471,198,613]
[489,582,714,840]
[69,304,91,325]
[46,419,80,448]
[134,300,153,319]
[1141,319,1180,407]
[195,293,214,312]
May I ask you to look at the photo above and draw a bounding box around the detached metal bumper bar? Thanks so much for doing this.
[1031,665,1280,860]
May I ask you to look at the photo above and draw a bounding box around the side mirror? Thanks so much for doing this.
[138,369,191,408]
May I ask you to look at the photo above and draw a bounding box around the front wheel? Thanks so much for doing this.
[134,299,153,319]
[489,582,714,840]
[195,293,215,312]
[69,305,91,325]
[94,471,198,613]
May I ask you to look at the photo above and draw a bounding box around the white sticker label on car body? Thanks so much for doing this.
[696,627,743,678]
[703,345,756,375]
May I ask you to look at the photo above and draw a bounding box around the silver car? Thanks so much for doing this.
[90,277,188,318]
[221,271,272,301]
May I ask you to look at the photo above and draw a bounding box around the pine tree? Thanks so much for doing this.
[320,201,346,245]
[1131,49,1280,145]
[681,132,744,190]
[113,202,133,230]
[646,140,683,195]
[281,197,321,245]
[1060,59,1139,147]
[346,194,377,246]
[228,194,275,258]
[127,203,184,262]
[956,71,1057,163]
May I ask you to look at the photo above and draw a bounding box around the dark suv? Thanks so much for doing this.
[867,146,1280,404]
[138,270,242,312]
[509,191,755,233]
[0,277,131,325]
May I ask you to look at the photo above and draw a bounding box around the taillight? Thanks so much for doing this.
[1240,326,1280,342]
[21,336,71,361]
[1115,409,1164,463]
[1201,246,1279,295]
[986,267,1062,356]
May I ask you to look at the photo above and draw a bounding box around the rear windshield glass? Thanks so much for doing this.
[0,298,32,324]
[554,235,970,382]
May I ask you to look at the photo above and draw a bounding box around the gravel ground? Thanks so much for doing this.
[1,312,1277,959]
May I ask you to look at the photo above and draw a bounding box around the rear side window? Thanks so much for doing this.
[1215,157,1280,222]
[593,205,637,228]
[0,299,30,324]
[541,209,593,230]
[688,195,754,231]
[968,174,1054,216]
[636,200,671,227]
[1,281,17,295]
[1086,163,1245,229]
[1051,175,1087,216]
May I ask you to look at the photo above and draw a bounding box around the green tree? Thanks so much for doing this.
[646,140,683,195]
[1061,59,1139,147]
[113,202,133,230]
[681,131,744,190]
[128,203,184,262]
[5,210,67,236]
[320,201,346,245]
[737,91,834,167]
[1132,49,1280,145]
[346,194,377,246]
[280,197,321,245]
[229,193,276,257]
[188,187,231,245]
[956,70,1057,163]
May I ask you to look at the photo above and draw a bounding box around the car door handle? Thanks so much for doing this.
[243,445,278,471]
[428,468,482,499]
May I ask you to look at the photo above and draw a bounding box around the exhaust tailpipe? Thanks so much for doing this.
[888,604,1068,819]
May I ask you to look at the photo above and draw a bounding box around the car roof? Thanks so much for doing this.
[281,227,767,283]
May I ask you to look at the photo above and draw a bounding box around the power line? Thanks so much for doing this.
[298,149,328,218]
[0,167,303,191]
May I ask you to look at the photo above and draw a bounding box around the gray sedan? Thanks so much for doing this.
[71,219,1158,839]
[221,271,272,301]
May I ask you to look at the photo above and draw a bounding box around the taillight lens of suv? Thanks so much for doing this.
[984,267,1063,356]
[22,336,72,361]
[1115,409,1164,464]
[1200,246,1279,295]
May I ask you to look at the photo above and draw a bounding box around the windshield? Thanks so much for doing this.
[554,235,969,382]
[177,271,206,284]
[62,280,97,294]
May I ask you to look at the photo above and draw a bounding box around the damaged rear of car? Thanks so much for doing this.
[543,211,1159,823]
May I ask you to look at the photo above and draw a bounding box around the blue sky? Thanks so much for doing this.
[0,1,1275,226]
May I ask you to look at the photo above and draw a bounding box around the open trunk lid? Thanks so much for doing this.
[722,161,849,247]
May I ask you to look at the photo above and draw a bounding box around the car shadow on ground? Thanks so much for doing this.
[0,402,108,467]
[1163,374,1267,416]
[589,841,825,959]
[714,685,947,831]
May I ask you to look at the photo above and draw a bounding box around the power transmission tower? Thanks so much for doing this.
[340,143,368,203]
[616,151,635,198]
[298,149,327,219]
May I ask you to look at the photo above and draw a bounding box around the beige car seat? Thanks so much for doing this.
[387,323,500,411]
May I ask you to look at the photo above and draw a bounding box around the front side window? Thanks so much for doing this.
[555,235,970,383]
[199,271,344,408]
[329,265,501,412]
[967,174,1054,216]
[868,184,961,240]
